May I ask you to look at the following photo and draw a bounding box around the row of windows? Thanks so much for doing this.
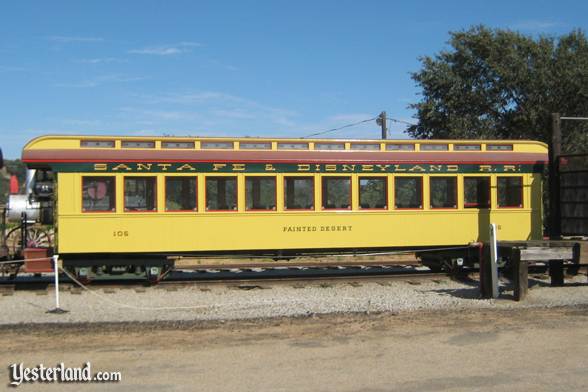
[81,139,514,152]
[82,175,524,213]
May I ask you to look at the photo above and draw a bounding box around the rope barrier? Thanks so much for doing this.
[4,245,479,314]
[0,256,50,265]
[59,267,364,312]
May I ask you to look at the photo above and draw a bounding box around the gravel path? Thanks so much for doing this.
[1,274,587,325]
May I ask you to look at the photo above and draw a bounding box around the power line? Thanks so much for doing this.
[302,115,417,139]
[303,117,377,138]
[386,117,416,126]
[385,117,416,139]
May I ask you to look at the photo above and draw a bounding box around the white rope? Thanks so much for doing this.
[60,267,359,312]
[0,257,50,265]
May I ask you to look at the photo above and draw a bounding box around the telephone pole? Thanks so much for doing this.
[376,111,387,139]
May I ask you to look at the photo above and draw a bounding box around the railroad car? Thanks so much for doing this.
[17,135,548,279]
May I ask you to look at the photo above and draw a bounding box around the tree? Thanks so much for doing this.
[408,26,588,153]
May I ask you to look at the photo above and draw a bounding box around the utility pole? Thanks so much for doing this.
[376,111,387,139]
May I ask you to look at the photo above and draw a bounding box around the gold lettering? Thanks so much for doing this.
[504,165,516,172]
[342,164,356,172]
[479,165,492,172]
[315,164,321,171]
[232,163,246,171]
[376,164,390,172]
[137,163,153,171]
[393,164,406,172]
[409,165,426,172]
[94,163,107,171]
[325,164,337,172]
[213,163,227,171]
[430,165,443,172]
[112,164,131,171]
[177,163,196,171]
[157,163,172,171]
[447,165,458,172]
[298,164,310,171]
[361,165,374,172]
[265,164,276,171]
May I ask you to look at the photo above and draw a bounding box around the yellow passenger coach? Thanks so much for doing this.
[22,135,548,278]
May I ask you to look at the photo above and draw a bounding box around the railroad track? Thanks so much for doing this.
[0,262,454,288]
[0,260,566,290]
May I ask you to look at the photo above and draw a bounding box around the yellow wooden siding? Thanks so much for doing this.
[56,171,542,254]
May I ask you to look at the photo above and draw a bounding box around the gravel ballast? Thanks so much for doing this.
[1,275,587,325]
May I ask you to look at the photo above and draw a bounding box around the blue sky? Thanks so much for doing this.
[1,0,586,158]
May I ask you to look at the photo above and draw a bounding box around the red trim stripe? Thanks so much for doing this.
[22,149,549,165]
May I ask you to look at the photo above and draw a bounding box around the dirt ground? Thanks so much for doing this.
[1,306,587,391]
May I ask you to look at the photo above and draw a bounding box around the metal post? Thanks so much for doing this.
[489,223,499,298]
[20,212,28,256]
[550,113,562,239]
[47,254,68,314]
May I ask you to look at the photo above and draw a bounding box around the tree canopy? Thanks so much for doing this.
[408,26,588,153]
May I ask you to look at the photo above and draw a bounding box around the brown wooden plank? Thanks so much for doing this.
[520,248,574,261]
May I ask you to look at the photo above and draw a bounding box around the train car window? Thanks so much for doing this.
[386,144,415,151]
[162,141,195,149]
[322,177,351,209]
[454,144,481,151]
[277,142,309,150]
[315,143,345,150]
[421,144,449,151]
[205,177,237,211]
[124,177,157,212]
[284,177,314,210]
[82,177,115,212]
[121,141,155,148]
[359,177,387,209]
[240,142,272,150]
[498,176,523,208]
[487,144,513,151]
[201,141,233,149]
[430,177,457,209]
[350,143,380,151]
[464,177,490,208]
[81,140,115,148]
[165,177,197,211]
[394,177,422,209]
[246,177,276,210]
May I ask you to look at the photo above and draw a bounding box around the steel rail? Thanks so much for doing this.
[0,263,451,287]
